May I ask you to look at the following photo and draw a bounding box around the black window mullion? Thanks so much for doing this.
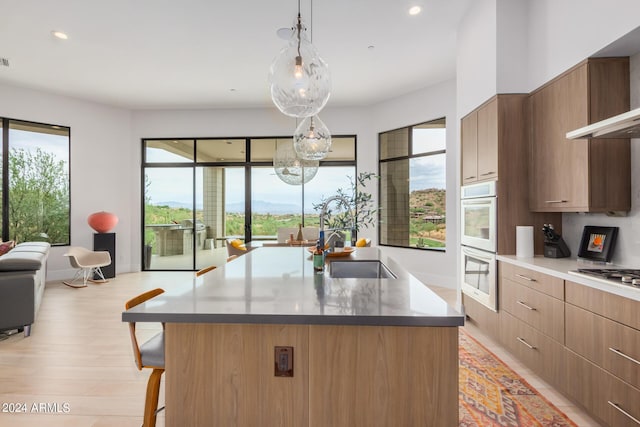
[1,118,8,242]
[244,138,252,242]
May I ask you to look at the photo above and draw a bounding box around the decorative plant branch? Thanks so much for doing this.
[313,171,379,233]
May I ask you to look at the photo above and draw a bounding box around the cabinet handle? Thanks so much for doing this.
[608,401,640,425]
[516,336,537,350]
[480,171,496,176]
[515,273,536,282]
[464,176,476,180]
[609,347,640,366]
[544,200,568,203]
[517,300,537,311]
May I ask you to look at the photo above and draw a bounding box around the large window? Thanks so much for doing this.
[0,118,70,245]
[378,118,446,250]
[142,136,356,271]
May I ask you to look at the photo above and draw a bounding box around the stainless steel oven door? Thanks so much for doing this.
[461,245,497,311]
[460,196,497,253]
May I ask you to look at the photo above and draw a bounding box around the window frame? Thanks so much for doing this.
[0,117,71,245]
[141,135,357,271]
[377,118,446,252]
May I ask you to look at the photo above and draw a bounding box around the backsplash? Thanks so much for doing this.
[562,52,640,267]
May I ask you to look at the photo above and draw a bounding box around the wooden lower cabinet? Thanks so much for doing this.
[566,303,640,390]
[565,349,640,427]
[489,263,640,426]
[499,312,565,390]
[462,293,500,339]
[566,280,640,330]
[499,262,564,299]
[165,323,459,427]
[500,278,564,343]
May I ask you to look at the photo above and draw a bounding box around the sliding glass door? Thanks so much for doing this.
[142,136,356,271]
[250,166,302,240]
[143,167,194,270]
[195,166,245,270]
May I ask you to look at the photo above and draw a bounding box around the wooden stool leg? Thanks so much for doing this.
[143,368,164,427]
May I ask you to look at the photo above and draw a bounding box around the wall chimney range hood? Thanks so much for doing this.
[567,107,640,139]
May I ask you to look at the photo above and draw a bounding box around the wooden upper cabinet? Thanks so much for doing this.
[529,57,631,212]
[461,110,478,184]
[477,98,498,180]
[461,97,498,184]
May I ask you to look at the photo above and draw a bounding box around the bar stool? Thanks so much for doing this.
[125,288,165,427]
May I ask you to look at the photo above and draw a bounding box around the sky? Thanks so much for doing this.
[8,128,69,164]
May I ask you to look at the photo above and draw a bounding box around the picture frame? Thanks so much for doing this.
[577,226,619,262]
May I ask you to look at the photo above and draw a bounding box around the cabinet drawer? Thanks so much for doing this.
[566,303,640,390]
[501,278,564,342]
[500,312,565,390]
[566,280,640,330]
[499,262,564,299]
[565,349,640,427]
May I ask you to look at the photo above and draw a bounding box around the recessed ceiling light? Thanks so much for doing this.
[51,30,68,40]
[409,6,422,15]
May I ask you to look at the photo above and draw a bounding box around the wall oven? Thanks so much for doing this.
[461,245,497,311]
[461,181,497,253]
[461,181,498,311]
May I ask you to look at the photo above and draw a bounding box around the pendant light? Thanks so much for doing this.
[273,138,319,185]
[268,0,331,118]
[293,115,331,160]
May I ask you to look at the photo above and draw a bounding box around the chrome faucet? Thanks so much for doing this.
[319,195,354,248]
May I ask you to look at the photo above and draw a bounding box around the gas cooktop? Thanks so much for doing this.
[569,268,640,288]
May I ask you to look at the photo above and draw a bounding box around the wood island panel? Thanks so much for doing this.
[165,323,309,427]
[165,323,459,427]
[308,325,459,427]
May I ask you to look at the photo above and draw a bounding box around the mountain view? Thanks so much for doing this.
[409,188,446,247]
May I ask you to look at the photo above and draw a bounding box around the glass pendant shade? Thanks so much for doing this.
[268,17,331,118]
[273,139,319,185]
[294,115,332,160]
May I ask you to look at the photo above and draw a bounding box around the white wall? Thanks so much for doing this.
[496,0,529,93]
[523,2,640,267]
[456,0,497,117]
[0,83,134,280]
[526,0,640,90]
[371,79,459,288]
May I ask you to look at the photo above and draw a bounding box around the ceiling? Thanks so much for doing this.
[0,0,472,110]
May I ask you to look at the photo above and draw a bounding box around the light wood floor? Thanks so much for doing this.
[0,275,600,427]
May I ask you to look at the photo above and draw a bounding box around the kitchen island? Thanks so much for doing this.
[123,247,464,426]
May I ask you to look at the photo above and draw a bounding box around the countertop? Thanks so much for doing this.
[122,247,464,327]
[497,255,640,302]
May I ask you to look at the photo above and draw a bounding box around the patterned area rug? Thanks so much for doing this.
[459,329,577,426]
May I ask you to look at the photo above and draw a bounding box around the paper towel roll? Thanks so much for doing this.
[516,226,534,258]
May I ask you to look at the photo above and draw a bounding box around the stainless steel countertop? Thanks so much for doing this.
[122,247,464,327]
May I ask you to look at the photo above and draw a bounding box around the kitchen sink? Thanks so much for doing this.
[329,260,397,279]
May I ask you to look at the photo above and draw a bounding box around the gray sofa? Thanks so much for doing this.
[0,242,50,337]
